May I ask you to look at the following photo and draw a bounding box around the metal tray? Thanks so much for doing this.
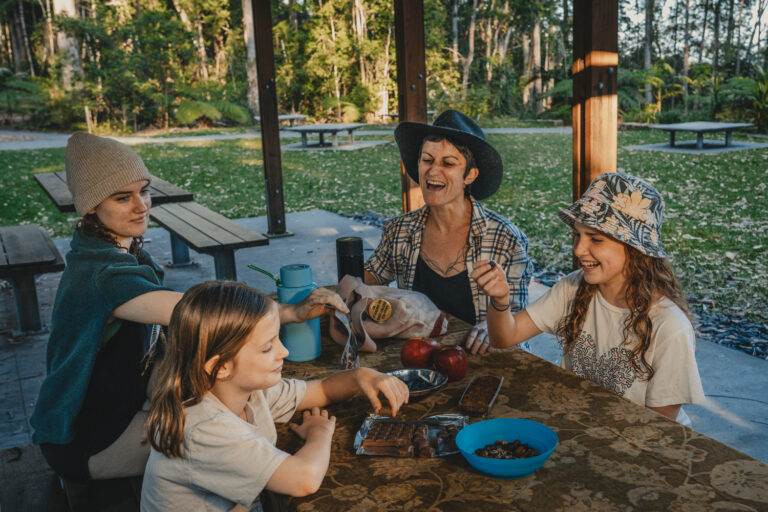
[458,375,504,416]
[354,413,469,457]
[384,368,448,398]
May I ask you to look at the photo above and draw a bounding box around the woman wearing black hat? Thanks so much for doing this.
[364,110,533,354]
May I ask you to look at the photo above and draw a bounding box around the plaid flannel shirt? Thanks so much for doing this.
[365,198,533,324]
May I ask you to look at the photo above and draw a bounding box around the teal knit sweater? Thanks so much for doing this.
[31,231,170,445]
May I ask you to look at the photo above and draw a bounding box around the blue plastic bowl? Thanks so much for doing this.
[455,418,558,479]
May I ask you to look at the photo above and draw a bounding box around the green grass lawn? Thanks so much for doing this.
[2,129,766,323]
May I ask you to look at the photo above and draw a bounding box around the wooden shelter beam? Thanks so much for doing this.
[394,0,427,212]
[252,0,287,235]
[572,0,618,200]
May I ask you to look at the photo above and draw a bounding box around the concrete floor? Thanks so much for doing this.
[0,210,766,462]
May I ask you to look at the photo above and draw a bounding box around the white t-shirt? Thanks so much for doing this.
[141,378,307,512]
[527,271,705,410]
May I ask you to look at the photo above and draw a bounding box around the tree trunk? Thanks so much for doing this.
[683,0,690,111]
[484,1,495,85]
[743,0,767,70]
[562,0,569,55]
[533,19,542,114]
[734,0,744,74]
[522,32,532,107]
[194,15,209,81]
[172,0,209,81]
[18,1,35,75]
[461,0,480,100]
[451,0,459,64]
[289,0,298,30]
[329,11,341,120]
[712,0,722,78]
[644,0,653,104]
[353,0,367,85]
[699,0,710,63]
[53,0,81,89]
[242,0,259,113]
[376,24,392,117]
[8,7,25,72]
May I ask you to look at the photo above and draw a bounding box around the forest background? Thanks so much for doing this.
[2,0,768,132]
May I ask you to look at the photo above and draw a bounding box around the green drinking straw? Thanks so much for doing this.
[247,264,281,286]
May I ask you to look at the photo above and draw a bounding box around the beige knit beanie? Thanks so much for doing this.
[65,132,152,216]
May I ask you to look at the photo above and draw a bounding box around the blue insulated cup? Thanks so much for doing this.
[277,264,321,362]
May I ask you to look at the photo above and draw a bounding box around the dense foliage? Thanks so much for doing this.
[2,1,767,132]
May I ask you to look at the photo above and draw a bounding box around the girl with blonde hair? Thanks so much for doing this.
[142,281,408,511]
[471,173,705,422]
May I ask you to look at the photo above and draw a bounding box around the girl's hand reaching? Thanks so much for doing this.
[355,368,409,417]
[289,407,336,441]
[284,288,350,324]
[471,259,510,302]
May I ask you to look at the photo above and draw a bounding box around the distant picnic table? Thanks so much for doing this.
[254,114,307,127]
[649,121,753,149]
[283,123,367,148]
[386,110,437,119]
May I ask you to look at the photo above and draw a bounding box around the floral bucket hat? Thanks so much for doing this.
[558,172,666,258]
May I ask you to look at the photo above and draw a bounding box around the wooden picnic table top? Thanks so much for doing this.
[268,315,768,511]
[34,171,193,213]
[282,123,367,133]
[254,114,307,121]
[649,121,753,132]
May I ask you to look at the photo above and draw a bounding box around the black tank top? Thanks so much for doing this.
[413,255,476,325]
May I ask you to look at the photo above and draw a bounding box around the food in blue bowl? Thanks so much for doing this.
[455,418,558,478]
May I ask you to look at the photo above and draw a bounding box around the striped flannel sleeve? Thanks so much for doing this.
[364,220,398,284]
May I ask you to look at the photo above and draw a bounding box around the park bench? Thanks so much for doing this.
[254,113,307,126]
[0,225,65,335]
[149,202,268,281]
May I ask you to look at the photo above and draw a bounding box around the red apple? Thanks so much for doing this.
[401,338,440,368]
[433,345,468,381]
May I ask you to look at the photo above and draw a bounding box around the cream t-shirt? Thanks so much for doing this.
[527,271,705,410]
[141,378,307,512]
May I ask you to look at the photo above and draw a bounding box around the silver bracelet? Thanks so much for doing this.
[490,297,510,311]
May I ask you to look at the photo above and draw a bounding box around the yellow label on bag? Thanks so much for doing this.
[367,298,392,323]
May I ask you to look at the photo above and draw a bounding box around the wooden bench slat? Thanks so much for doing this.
[34,172,72,210]
[152,203,268,252]
[147,176,194,202]
[34,171,193,213]
[150,205,222,250]
[182,202,268,244]
[154,203,244,248]
[0,226,58,267]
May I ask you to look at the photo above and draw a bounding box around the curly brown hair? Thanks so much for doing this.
[555,244,691,381]
[76,212,144,257]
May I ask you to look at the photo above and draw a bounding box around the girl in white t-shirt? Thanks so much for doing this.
[471,173,705,422]
[141,281,409,511]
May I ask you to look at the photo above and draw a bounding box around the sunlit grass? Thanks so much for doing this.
[2,129,766,322]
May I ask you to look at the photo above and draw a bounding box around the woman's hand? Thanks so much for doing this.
[464,320,492,355]
[281,287,349,324]
[288,407,336,441]
[471,259,510,302]
[355,367,409,417]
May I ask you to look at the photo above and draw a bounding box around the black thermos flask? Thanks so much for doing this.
[336,236,364,282]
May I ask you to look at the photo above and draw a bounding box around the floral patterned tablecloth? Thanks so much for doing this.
[268,320,768,511]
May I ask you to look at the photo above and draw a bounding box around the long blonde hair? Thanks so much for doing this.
[146,281,271,457]
[555,244,691,381]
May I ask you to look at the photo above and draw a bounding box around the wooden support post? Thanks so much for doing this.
[394,0,426,213]
[571,0,618,200]
[252,0,288,236]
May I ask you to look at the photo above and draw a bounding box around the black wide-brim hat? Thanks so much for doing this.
[394,110,503,200]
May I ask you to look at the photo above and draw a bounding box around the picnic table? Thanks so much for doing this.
[282,123,367,148]
[267,316,768,511]
[254,114,307,127]
[386,110,437,119]
[649,121,753,149]
[34,171,193,213]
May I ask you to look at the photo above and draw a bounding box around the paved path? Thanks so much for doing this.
[0,126,571,151]
[0,210,765,462]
